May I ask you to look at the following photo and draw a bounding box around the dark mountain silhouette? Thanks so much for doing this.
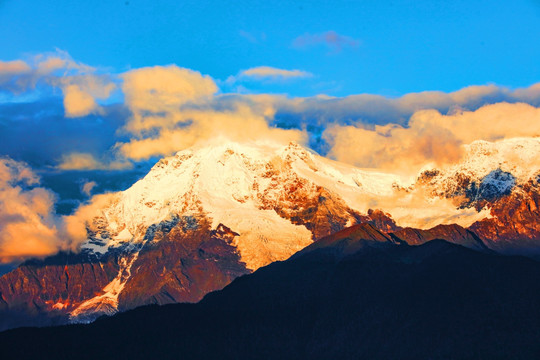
[2,223,540,359]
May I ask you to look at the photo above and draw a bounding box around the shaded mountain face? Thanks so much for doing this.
[470,177,540,255]
[0,219,248,330]
[2,224,540,360]
[0,138,539,331]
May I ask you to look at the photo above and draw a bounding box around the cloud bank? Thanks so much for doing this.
[116,65,306,161]
[324,102,540,175]
[3,50,540,172]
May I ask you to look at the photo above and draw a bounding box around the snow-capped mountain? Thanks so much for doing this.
[81,140,403,269]
[1,137,539,330]
[416,138,540,202]
[60,140,407,321]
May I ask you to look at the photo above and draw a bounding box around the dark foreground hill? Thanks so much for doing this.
[2,224,540,360]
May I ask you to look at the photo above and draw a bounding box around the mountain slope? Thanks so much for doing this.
[392,223,489,251]
[2,225,540,359]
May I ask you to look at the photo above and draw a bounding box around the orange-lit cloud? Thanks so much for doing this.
[62,84,99,117]
[81,181,97,196]
[33,50,95,75]
[0,60,31,79]
[62,192,119,247]
[268,82,540,130]
[379,189,491,229]
[324,102,540,176]
[0,157,127,263]
[0,60,33,92]
[0,50,115,117]
[0,158,61,263]
[117,103,306,160]
[120,65,217,135]
[54,72,116,117]
[122,65,217,113]
[58,152,132,170]
[116,65,306,160]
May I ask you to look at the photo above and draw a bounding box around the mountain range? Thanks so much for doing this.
[0,138,539,331]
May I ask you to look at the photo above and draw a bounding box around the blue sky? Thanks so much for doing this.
[1,0,539,96]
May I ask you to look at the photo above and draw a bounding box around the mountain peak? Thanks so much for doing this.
[79,140,407,268]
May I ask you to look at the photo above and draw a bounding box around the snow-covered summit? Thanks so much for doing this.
[417,137,540,201]
[81,140,405,270]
